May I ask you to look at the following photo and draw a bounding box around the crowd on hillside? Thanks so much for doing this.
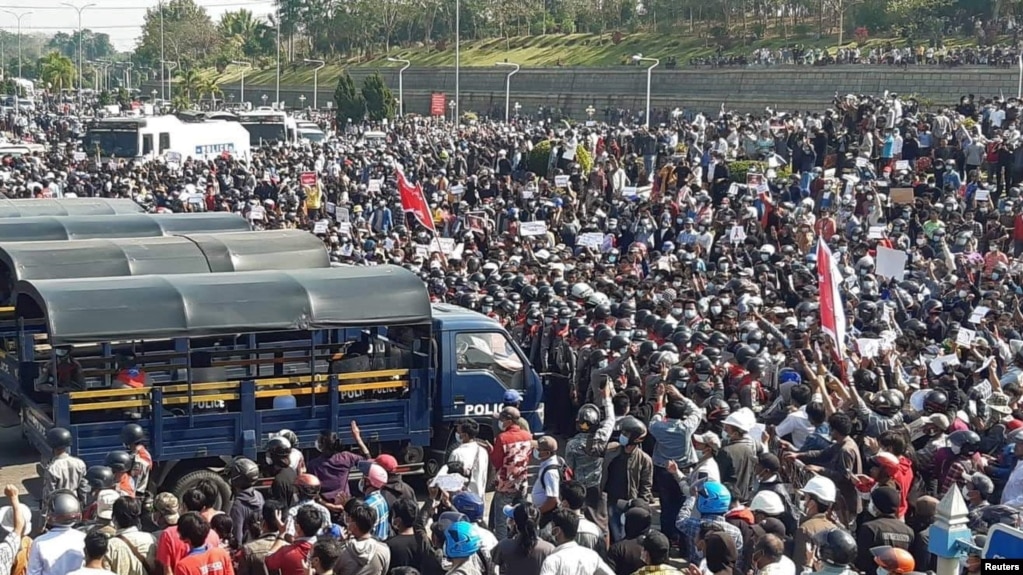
[3,88,1023,575]
[689,42,1023,68]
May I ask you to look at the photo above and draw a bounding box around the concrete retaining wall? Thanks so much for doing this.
[144,66,1021,118]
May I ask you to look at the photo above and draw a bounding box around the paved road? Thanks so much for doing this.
[0,417,44,526]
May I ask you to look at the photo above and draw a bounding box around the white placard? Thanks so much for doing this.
[956,328,977,348]
[561,143,577,161]
[975,189,990,202]
[335,207,350,223]
[414,245,430,259]
[521,187,534,199]
[969,306,991,325]
[313,220,329,234]
[868,224,887,239]
[895,160,910,171]
[929,354,960,375]
[432,237,455,254]
[729,225,747,244]
[622,186,638,198]
[554,175,570,188]
[728,183,739,196]
[450,184,465,196]
[856,157,868,168]
[432,473,467,492]
[165,151,182,165]
[338,222,352,235]
[368,179,383,193]
[73,151,87,161]
[756,182,770,195]
[875,246,908,280]
[578,232,604,249]
[857,338,881,358]
[326,202,336,214]
[519,221,548,237]
[248,205,265,221]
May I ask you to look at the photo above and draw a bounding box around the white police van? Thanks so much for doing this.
[84,115,252,163]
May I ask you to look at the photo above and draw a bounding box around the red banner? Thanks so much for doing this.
[430,93,446,117]
[396,170,436,233]
[816,239,847,363]
[300,172,317,186]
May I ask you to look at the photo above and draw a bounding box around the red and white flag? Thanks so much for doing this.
[396,170,436,234]
[816,239,847,362]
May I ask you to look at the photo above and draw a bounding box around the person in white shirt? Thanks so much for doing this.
[773,385,815,450]
[751,534,795,575]
[0,484,28,575]
[29,491,86,575]
[538,509,613,575]
[444,419,490,500]
[998,429,1023,506]
[66,532,116,575]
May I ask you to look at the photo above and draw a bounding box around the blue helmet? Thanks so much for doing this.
[444,520,481,559]
[697,481,731,515]
[452,491,485,523]
[778,368,802,386]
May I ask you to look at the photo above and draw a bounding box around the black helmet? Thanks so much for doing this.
[574,325,595,341]
[609,334,630,352]
[708,331,730,348]
[872,389,903,416]
[47,490,82,527]
[618,416,647,445]
[46,427,73,450]
[853,368,879,392]
[85,465,116,490]
[104,450,134,473]
[638,340,658,359]
[595,326,614,346]
[227,457,260,488]
[120,423,146,447]
[693,356,714,377]
[703,397,731,422]
[949,430,982,456]
[594,304,612,322]
[576,404,601,433]
[691,331,710,347]
[734,344,756,367]
[265,436,292,465]
[924,390,949,414]
[703,346,722,363]
[745,357,769,376]
[815,528,857,566]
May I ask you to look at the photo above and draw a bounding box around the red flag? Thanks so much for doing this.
[816,239,847,363]
[396,170,436,233]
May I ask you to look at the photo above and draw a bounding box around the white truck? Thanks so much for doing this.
[83,115,252,162]
[237,109,299,146]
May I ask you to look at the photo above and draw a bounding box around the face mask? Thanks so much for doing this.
[710,305,722,315]
[993,273,1002,280]
[958,290,967,298]
[917,238,927,246]
[618,434,630,445]
[55,349,68,358]
[598,360,609,369]
[749,343,761,352]
[720,297,731,306]
[720,265,730,273]
[868,500,879,517]
[618,330,633,339]
[951,443,961,455]
[761,253,770,261]
[358,479,366,494]
[454,434,463,445]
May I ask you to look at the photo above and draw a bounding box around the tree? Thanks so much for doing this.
[334,71,365,122]
[176,68,204,100]
[361,73,396,121]
[218,9,274,59]
[135,0,221,69]
[37,52,75,92]
[47,30,114,61]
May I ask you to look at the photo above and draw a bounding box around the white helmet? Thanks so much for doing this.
[749,490,786,515]
[800,476,837,504]
[571,282,595,301]
[722,408,756,433]
[759,245,776,256]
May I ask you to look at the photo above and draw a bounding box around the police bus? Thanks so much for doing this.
[83,115,252,163]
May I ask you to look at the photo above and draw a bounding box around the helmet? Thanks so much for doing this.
[227,457,260,488]
[104,450,134,473]
[703,347,722,363]
[618,416,647,445]
[778,368,801,386]
[570,282,595,301]
[800,475,837,504]
[576,404,601,433]
[609,334,630,352]
[872,389,903,416]
[871,546,915,575]
[693,356,714,377]
[697,481,731,515]
[444,520,482,559]
[451,491,485,523]
[703,397,731,423]
[734,344,756,367]
[278,429,299,448]
[708,331,730,348]
[265,436,292,465]
[815,528,857,566]
[85,466,116,490]
[47,490,82,527]
[295,473,322,498]
[120,423,146,447]
[749,491,785,515]
[948,430,982,456]
[45,427,72,450]
[924,390,949,414]
[574,325,595,342]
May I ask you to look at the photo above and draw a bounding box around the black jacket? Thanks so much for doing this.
[855,516,915,575]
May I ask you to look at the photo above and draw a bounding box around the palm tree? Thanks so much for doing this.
[198,77,222,107]
[219,9,272,57]
[175,68,203,100]
[37,51,75,92]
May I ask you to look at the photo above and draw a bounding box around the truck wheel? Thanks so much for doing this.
[166,469,233,511]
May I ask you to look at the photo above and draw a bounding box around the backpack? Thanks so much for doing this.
[545,457,574,489]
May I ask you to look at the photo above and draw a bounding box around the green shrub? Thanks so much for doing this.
[728,160,792,181]
[527,139,593,178]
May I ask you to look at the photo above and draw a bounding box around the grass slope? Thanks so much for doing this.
[214,32,974,86]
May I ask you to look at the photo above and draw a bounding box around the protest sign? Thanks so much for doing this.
[313,220,329,234]
[729,225,747,244]
[300,172,317,186]
[368,179,383,193]
[520,221,548,237]
[554,175,570,188]
[248,206,265,221]
[875,246,908,280]
[955,328,977,348]
[578,232,604,249]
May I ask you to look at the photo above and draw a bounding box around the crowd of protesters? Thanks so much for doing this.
[688,42,1023,68]
[3,86,1023,575]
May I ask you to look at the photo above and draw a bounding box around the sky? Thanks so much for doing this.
[0,0,276,52]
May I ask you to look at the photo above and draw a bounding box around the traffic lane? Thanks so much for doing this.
[0,421,44,517]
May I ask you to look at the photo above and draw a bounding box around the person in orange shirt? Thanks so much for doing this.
[173,513,234,575]
[104,451,135,498]
[983,243,1008,276]
[815,208,837,242]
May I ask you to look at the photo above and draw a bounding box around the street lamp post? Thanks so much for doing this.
[299,94,306,111]
[62,2,96,108]
[386,57,411,116]
[121,62,133,91]
[261,94,268,107]
[454,0,460,120]
[275,7,281,108]
[586,105,595,120]
[96,59,111,91]
[231,60,251,106]
[513,102,521,118]
[632,54,659,128]
[161,60,177,100]
[302,58,325,110]
[2,11,32,79]
[495,61,520,123]
[448,99,456,123]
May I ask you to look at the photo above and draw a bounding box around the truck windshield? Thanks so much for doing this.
[241,123,286,145]
[455,332,525,389]
[83,130,139,157]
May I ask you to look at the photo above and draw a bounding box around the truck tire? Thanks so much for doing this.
[166,469,233,511]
